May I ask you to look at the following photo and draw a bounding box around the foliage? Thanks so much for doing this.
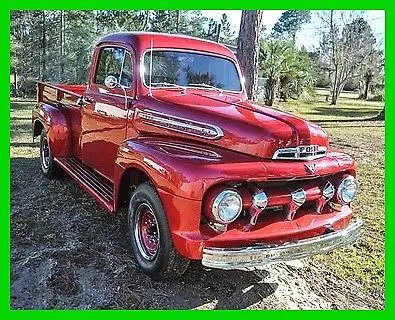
[96,10,149,33]
[318,12,379,105]
[219,14,235,45]
[358,49,384,100]
[272,10,311,43]
[259,39,315,106]
[10,10,218,96]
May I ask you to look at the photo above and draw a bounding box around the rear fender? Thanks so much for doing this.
[32,102,71,157]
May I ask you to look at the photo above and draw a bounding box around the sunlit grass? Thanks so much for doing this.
[276,94,385,295]
[269,89,384,122]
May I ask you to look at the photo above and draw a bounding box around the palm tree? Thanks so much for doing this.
[260,39,315,106]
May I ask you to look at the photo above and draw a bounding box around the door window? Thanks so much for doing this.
[120,52,133,87]
[95,47,133,88]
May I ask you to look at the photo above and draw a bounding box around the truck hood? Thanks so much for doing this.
[134,91,329,159]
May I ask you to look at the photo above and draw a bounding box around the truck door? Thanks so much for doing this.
[80,45,134,181]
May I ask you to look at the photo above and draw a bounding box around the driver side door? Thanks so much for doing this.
[80,45,134,181]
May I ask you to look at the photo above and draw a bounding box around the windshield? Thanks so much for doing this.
[143,50,242,92]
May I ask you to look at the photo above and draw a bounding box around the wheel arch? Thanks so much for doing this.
[116,165,155,210]
[33,118,45,139]
[32,102,71,157]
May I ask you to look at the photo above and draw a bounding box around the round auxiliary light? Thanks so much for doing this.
[212,190,243,224]
[252,192,268,209]
[337,175,357,204]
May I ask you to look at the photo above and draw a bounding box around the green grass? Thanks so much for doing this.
[275,93,385,296]
[273,89,383,122]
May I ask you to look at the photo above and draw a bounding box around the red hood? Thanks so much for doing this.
[133,91,329,159]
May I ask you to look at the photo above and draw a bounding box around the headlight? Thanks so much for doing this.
[212,190,242,223]
[337,175,357,204]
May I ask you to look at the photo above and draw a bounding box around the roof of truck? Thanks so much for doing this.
[97,32,237,60]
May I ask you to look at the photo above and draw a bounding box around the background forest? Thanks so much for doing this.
[10,10,385,109]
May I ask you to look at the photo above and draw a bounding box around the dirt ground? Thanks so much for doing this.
[10,99,384,310]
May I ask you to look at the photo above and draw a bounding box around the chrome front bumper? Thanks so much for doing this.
[202,219,364,270]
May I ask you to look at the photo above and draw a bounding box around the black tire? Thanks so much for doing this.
[39,130,61,179]
[128,182,190,280]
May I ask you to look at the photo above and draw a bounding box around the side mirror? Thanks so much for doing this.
[104,75,118,89]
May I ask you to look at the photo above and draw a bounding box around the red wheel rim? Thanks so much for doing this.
[134,203,160,260]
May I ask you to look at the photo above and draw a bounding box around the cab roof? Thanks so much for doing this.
[97,32,237,60]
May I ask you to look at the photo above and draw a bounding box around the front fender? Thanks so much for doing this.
[113,138,206,202]
[32,102,71,157]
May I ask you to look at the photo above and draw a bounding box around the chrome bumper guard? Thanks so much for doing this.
[202,219,364,270]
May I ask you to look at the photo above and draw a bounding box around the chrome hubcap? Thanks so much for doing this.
[41,137,50,169]
[134,203,160,260]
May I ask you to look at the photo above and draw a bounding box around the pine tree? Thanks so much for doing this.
[219,13,235,45]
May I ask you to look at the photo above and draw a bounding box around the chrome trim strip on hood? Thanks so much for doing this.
[135,108,224,140]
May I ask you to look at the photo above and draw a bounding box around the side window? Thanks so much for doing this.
[120,53,133,88]
[95,47,125,85]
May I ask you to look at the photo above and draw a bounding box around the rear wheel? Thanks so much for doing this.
[40,130,61,178]
[128,182,189,280]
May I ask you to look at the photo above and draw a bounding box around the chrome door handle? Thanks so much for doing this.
[97,110,107,116]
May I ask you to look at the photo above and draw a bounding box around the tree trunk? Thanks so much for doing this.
[40,11,46,81]
[60,10,65,82]
[363,79,370,100]
[216,23,221,43]
[265,76,276,106]
[13,69,17,92]
[175,10,180,33]
[237,10,263,100]
[329,10,338,105]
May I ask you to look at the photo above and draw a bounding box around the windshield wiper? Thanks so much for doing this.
[150,82,186,93]
[188,83,223,94]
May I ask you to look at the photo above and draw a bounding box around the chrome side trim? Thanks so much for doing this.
[272,145,327,161]
[152,141,222,160]
[202,219,363,270]
[136,109,224,140]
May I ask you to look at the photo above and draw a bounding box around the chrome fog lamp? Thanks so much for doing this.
[252,192,268,209]
[337,175,357,204]
[212,190,243,224]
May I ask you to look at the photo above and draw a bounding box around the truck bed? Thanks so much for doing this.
[37,81,87,106]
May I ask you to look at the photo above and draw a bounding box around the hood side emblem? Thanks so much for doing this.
[136,109,223,140]
[304,163,316,174]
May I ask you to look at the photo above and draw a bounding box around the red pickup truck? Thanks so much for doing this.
[32,32,363,280]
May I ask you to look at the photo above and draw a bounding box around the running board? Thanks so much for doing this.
[55,157,114,212]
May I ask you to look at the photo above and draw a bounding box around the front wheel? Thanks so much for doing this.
[128,182,189,280]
